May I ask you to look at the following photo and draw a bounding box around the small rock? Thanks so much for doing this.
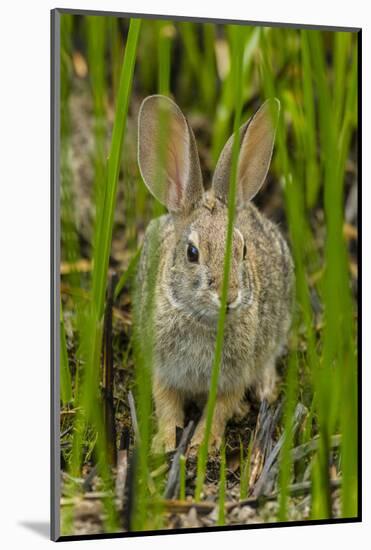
[183,506,202,529]
[237,505,256,523]
[208,505,219,522]
[74,499,103,521]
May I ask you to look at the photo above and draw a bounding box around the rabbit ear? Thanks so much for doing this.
[138,95,203,214]
[212,98,280,205]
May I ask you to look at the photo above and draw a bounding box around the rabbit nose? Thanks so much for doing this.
[215,284,238,305]
[226,288,239,310]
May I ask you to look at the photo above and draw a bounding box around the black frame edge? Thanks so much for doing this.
[57,516,361,542]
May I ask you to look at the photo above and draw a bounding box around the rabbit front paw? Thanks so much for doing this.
[188,421,223,457]
[233,399,250,420]
[255,362,279,404]
[152,377,184,454]
[151,428,177,454]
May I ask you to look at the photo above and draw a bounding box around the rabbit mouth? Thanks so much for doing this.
[164,285,244,327]
[210,290,242,312]
[190,291,243,326]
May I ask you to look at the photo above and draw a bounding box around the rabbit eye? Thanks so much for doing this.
[243,244,247,260]
[187,243,199,263]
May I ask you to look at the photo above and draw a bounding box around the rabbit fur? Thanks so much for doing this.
[136,95,294,453]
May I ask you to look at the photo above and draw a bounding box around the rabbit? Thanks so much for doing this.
[135,94,294,454]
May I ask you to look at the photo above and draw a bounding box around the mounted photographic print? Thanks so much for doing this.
[51,8,361,541]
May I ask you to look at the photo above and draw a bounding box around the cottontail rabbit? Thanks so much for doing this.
[136,95,294,454]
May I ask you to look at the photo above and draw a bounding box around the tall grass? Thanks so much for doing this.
[59,15,358,534]
[157,20,174,96]
[60,300,72,405]
[59,13,76,410]
[212,26,259,164]
[86,16,107,211]
[240,435,253,500]
[310,30,358,518]
[130,55,176,531]
[217,442,227,525]
[260,27,357,519]
[278,353,299,521]
[179,454,186,500]
[60,13,81,290]
[258,27,317,519]
[91,19,141,318]
[60,16,141,533]
[195,24,245,501]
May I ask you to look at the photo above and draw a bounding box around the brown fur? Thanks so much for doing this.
[136,96,295,453]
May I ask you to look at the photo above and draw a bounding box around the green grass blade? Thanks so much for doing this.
[130,84,175,531]
[212,27,258,165]
[60,13,81,288]
[86,16,107,214]
[339,42,358,518]
[307,29,358,520]
[217,442,226,525]
[91,19,142,320]
[240,435,253,500]
[108,17,123,100]
[179,454,186,500]
[334,32,352,132]
[178,21,214,111]
[301,30,320,208]
[114,247,142,301]
[60,301,73,405]
[157,21,174,96]
[195,25,244,501]
[278,353,298,521]
[202,24,217,113]
[67,18,142,532]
